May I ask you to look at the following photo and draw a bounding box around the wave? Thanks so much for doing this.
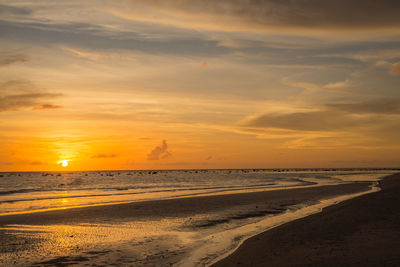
[0,177,316,199]
[0,178,321,216]
[0,188,40,195]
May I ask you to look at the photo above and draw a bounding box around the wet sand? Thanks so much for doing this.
[0,182,371,266]
[213,173,400,267]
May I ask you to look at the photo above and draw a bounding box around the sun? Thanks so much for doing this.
[59,160,69,167]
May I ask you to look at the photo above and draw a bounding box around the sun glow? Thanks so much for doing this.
[59,160,69,167]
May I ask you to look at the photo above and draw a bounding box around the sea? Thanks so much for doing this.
[0,169,396,266]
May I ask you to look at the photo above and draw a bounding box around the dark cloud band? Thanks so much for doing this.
[127,0,400,31]
[242,98,400,131]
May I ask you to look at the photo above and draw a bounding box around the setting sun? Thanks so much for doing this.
[59,160,69,167]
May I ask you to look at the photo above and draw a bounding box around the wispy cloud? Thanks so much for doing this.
[282,77,350,94]
[327,99,400,114]
[0,4,32,16]
[147,140,171,160]
[30,160,44,165]
[376,61,400,76]
[0,80,62,112]
[0,53,29,66]
[32,104,63,110]
[242,111,372,132]
[59,45,102,60]
[118,0,400,33]
[92,153,117,158]
[241,97,400,134]
[0,93,62,112]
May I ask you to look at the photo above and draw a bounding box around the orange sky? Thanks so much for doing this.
[1,1,400,171]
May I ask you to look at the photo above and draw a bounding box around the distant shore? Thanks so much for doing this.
[213,173,400,266]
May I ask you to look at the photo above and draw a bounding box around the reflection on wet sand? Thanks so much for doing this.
[0,181,374,266]
[1,219,194,266]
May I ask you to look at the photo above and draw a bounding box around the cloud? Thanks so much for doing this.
[243,111,369,131]
[0,53,29,66]
[0,93,62,112]
[0,4,32,16]
[59,45,102,60]
[327,99,400,114]
[324,48,400,63]
[30,160,44,165]
[32,104,63,110]
[119,0,400,33]
[241,98,400,132]
[0,18,225,57]
[92,153,117,158]
[376,61,400,75]
[0,80,62,112]
[391,64,400,75]
[282,77,350,94]
[147,140,171,160]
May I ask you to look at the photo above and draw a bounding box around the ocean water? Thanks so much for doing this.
[0,169,396,266]
[0,168,393,215]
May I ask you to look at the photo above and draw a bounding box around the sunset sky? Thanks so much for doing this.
[1,0,400,171]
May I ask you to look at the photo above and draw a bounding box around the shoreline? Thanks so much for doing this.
[0,181,373,266]
[212,173,400,266]
[0,181,319,217]
[0,180,346,217]
[201,180,380,267]
[0,182,370,226]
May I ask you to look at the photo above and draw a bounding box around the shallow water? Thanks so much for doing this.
[0,169,393,215]
[0,169,396,266]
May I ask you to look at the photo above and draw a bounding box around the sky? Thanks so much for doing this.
[1,0,400,171]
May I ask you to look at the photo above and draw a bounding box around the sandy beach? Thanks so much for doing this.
[0,180,372,266]
[213,173,400,266]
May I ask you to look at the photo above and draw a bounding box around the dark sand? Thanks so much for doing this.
[213,173,400,267]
